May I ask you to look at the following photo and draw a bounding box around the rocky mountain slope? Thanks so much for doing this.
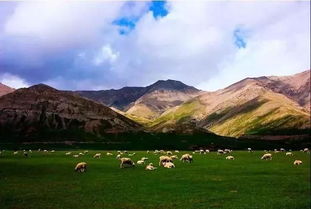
[149,70,310,137]
[0,83,14,97]
[0,84,141,140]
[76,79,201,120]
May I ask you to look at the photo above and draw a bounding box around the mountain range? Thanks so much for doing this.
[0,70,309,140]
[0,84,141,140]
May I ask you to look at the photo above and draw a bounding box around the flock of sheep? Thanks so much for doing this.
[73,147,309,173]
[1,147,308,173]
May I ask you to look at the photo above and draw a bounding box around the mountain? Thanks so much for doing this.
[248,70,310,110]
[0,83,15,97]
[76,79,201,120]
[149,70,310,137]
[76,87,146,111]
[0,84,141,140]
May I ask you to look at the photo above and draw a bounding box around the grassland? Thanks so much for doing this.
[0,150,310,209]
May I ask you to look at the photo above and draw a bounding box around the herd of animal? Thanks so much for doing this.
[1,147,308,173]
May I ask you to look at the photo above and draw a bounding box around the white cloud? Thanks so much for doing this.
[0,1,309,90]
[93,45,119,66]
[0,73,29,89]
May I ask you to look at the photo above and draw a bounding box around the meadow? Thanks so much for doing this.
[0,150,310,209]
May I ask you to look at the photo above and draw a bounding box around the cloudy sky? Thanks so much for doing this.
[0,0,309,91]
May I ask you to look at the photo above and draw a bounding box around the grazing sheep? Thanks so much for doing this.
[79,152,84,156]
[163,162,175,168]
[199,149,205,154]
[137,160,145,165]
[13,151,18,155]
[145,163,157,171]
[84,150,88,154]
[261,153,272,160]
[159,156,173,166]
[116,154,121,159]
[73,155,79,158]
[205,149,210,153]
[293,160,303,165]
[141,157,148,161]
[280,148,285,152]
[175,150,179,153]
[303,148,309,152]
[224,149,232,153]
[286,152,293,156]
[106,152,113,156]
[226,156,234,160]
[51,150,55,153]
[154,150,160,154]
[43,150,48,152]
[217,149,224,155]
[65,152,72,155]
[23,152,29,157]
[180,154,193,163]
[75,162,87,172]
[166,151,173,155]
[247,148,252,152]
[120,158,135,168]
[146,150,150,154]
[128,153,136,157]
[93,153,101,158]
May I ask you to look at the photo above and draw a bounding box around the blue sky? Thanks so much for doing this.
[0,1,309,91]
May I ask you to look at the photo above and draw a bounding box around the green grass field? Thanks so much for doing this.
[0,150,310,209]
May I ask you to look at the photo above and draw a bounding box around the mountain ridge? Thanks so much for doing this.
[0,84,141,140]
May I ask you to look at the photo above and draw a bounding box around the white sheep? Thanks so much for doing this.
[217,149,224,155]
[163,162,175,168]
[75,162,87,172]
[13,151,18,155]
[293,160,303,165]
[261,153,272,160]
[93,153,101,158]
[180,154,193,163]
[145,163,157,171]
[286,152,293,156]
[120,158,135,168]
[65,152,72,155]
[159,156,173,166]
[141,157,148,161]
[303,148,309,152]
[247,148,252,152]
[128,153,136,157]
[73,154,79,158]
[106,152,113,156]
[226,156,234,160]
[166,151,173,155]
[137,160,145,165]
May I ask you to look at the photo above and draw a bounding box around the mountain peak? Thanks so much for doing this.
[28,83,58,93]
[147,79,199,92]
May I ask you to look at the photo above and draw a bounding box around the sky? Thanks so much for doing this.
[0,0,310,91]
